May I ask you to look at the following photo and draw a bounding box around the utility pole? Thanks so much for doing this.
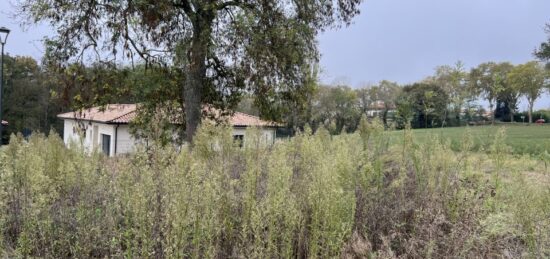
[0,27,10,146]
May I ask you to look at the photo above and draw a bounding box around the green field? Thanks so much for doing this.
[390,124,550,155]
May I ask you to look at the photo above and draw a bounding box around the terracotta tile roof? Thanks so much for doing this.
[110,111,137,123]
[1,120,7,126]
[229,112,281,127]
[368,100,396,110]
[57,104,137,124]
[58,104,281,127]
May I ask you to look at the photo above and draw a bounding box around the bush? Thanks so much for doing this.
[514,110,550,123]
[0,125,549,258]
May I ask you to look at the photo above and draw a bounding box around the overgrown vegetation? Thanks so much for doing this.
[1,122,549,258]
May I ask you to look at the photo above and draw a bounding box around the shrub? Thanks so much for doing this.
[0,126,549,258]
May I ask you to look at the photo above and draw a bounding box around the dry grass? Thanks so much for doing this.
[0,123,549,258]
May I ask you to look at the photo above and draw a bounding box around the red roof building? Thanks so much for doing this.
[58,104,281,156]
[57,104,280,127]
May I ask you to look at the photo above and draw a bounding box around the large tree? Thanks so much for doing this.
[1,55,66,141]
[397,83,448,129]
[369,80,400,127]
[18,0,363,143]
[469,62,513,123]
[429,61,470,125]
[508,61,549,123]
[535,23,550,67]
[492,64,518,122]
[311,85,360,134]
[355,84,376,116]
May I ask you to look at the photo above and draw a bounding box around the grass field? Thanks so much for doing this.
[390,124,550,155]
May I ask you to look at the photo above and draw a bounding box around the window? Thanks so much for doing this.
[233,135,244,147]
[101,134,111,156]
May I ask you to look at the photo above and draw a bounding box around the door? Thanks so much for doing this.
[101,134,111,156]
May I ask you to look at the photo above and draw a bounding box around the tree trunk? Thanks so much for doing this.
[441,108,448,128]
[184,60,203,144]
[423,102,428,129]
[382,107,388,128]
[455,107,461,126]
[510,109,514,123]
[184,16,212,144]
[528,101,534,124]
[489,101,495,124]
[425,113,428,129]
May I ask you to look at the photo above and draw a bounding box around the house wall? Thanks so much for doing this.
[116,125,135,154]
[232,127,277,145]
[62,119,80,147]
[62,119,277,156]
[62,119,122,156]
[96,123,116,156]
[366,109,396,118]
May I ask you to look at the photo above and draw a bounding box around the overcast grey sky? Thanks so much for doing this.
[1,0,550,109]
[318,0,549,88]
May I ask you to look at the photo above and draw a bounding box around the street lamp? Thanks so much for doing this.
[0,26,9,146]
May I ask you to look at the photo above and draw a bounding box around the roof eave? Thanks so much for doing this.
[59,117,130,125]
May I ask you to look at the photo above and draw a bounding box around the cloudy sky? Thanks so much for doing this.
[1,0,550,109]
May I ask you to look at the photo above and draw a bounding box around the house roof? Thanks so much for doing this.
[367,100,396,110]
[1,120,7,126]
[57,104,137,124]
[57,104,281,127]
[229,112,280,127]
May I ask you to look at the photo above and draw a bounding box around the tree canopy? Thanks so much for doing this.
[0,55,64,142]
[17,0,363,143]
[508,61,549,123]
[469,62,513,123]
[535,23,550,67]
[398,83,449,129]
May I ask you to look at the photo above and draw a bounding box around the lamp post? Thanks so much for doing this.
[0,27,9,146]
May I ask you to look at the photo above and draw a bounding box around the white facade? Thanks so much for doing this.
[231,127,276,146]
[61,119,277,157]
[62,119,134,156]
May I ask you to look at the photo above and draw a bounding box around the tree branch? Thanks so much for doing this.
[215,0,255,11]
[174,0,195,16]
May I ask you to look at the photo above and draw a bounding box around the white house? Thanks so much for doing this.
[58,104,280,156]
[365,100,396,117]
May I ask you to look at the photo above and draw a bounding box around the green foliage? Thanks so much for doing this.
[18,0,363,142]
[397,83,449,129]
[311,85,361,134]
[1,55,64,142]
[514,109,550,122]
[508,61,549,123]
[1,125,549,258]
[426,61,471,125]
[535,24,550,65]
[469,62,514,122]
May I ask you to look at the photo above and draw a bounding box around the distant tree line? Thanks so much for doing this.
[0,55,61,143]
[1,54,549,144]
[241,60,549,134]
[2,20,550,141]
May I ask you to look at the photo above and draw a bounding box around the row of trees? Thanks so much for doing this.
[0,53,191,143]
[243,60,549,133]
[6,1,550,142]
[470,61,549,124]
[1,54,548,143]
[0,55,62,143]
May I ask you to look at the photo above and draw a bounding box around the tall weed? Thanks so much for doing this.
[0,125,548,258]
